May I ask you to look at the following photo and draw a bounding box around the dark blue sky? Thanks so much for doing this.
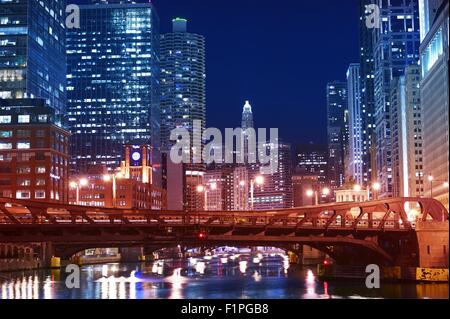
[73,0,360,145]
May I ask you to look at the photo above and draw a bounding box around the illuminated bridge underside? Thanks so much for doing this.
[0,197,448,266]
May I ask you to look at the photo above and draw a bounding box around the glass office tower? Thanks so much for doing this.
[372,0,420,198]
[0,0,67,114]
[326,81,349,192]
[67,1,160,179]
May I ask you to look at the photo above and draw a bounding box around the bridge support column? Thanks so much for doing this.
[415,221,449,268]
[119,247,144,263]
[38,242,56,268]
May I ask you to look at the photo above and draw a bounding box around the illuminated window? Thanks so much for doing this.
[18,115,30,123]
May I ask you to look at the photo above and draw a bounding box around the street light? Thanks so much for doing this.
[353,184,362,192]
[197,182,217,211]
[69,178,89,205]
[371,182,381,200]
[103,172,123,208]
[427,175,448,198]
[250,175,264,210]
[306,187,329,205]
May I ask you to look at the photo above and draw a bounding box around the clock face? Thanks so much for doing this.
[132,151,141,161]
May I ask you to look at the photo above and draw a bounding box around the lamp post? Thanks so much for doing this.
[306,187,330,206]
[427,175,449,199]
[196,182,217,211]
[69,178,88,205]
[250,175,264,210]
[103,172,123,208]
[372,182,381,200]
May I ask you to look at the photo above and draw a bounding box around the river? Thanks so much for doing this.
[0,252,448,299]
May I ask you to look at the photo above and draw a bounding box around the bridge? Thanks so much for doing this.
[0,197,448,267]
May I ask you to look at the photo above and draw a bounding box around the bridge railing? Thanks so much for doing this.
[0,197,447,231]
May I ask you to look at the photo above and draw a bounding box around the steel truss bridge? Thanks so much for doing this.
[0,197,448,266]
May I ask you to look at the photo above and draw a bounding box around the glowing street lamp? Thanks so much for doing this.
[370,182,381,200]
[69,178,89,205]
[197,182,217,211]
[306,187,330,205]
[103,172,123,208]
[250,175,264,210]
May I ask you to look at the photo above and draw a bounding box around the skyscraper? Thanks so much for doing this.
[372,0,420,198]
[160,18,206,153]
[326,81,348,192]
[0,0,67,114]
[346,64,364,185]
[390,65,424,197]
[0,0,69,204]
[359,0,377,184]
[241,100,255,164]
[419,0,449,207]
[66,1,160,178]
[160,18,206,212]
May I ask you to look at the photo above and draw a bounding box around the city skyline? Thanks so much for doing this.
[73,0,360,146]
[0,0,448,302]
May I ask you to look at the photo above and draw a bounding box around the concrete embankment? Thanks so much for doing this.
[317,264,449,282]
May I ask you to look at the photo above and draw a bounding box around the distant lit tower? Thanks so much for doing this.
[241,100,255,164]
[241,100,254,130]
[160,18,206,212]
[372,0,420,198]
[346,64,364,185]
[326,82,348,192]
[66,1,161,180]
[359,0,377,185]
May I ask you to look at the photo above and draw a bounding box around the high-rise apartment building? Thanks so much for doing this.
[326,82,348,191]
[419,0,449,207]
[390,65,424,197]
[372,0,420,198]
[160,18,206,212]
[66,1,161,177]
[160,18,205,153]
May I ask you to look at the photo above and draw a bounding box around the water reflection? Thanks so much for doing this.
[0,253,448,299]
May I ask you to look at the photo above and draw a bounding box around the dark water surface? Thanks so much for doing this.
[0,253,448,299]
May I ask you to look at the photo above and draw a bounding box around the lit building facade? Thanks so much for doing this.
[295,143,328,185]
[419,0,449,207]
[326,82,348,192]
[69,144,165,209]
[252,141,293,210]
[0,0,66,114]
[390,65,424,197]
[0,99,69,203]
[160,18,206,212]
[67,1,161,175]
[372,0,420,197]
[160,18,205,153]
[359,0,377,184]
[346,64,364,185]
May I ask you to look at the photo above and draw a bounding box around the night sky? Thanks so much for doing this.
[72,0,360,145]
